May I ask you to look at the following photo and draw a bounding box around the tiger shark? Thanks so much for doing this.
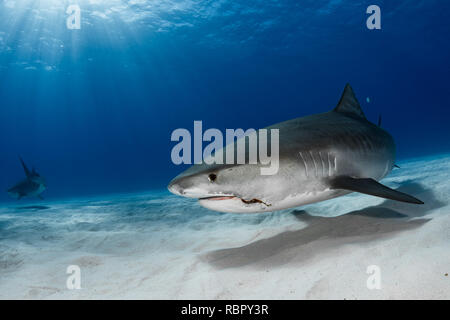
[168,84,423,213]
[7,157,47,200]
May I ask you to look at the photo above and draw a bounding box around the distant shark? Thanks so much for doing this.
[7,157,47,200]
[168,84,423,213]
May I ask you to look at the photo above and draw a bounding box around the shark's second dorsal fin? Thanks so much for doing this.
[19,157,31,178]
[334,83,366,119]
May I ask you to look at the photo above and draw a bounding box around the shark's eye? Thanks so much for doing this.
[208,173,217,182]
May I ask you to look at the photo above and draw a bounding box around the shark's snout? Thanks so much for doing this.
[168,179,184,196]
[168,180,208,198]
[168,174,231,199]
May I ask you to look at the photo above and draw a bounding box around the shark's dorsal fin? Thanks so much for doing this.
[334,83,366,119]
[19,157,32,178]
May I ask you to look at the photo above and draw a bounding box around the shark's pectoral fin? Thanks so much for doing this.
[329,176,424,204]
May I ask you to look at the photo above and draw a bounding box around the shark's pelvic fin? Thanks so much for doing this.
[19,156,31,178]
[329,176,424,204]
[334,83,366,119]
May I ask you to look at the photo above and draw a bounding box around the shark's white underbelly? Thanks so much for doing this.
[272,188,350,211]
[199,188,350,213]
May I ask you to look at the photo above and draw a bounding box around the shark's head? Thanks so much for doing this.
[168,163,278,213]
[7,189,21,199]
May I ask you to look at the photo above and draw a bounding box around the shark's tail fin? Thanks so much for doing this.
[19,156,32,178]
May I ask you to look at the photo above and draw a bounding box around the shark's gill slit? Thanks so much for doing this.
[319,152,326,177]
[362,133,373,151]
[327,152,332,176]
[310,151,318,177]
[299,151,308,177]
[358,134,366,152]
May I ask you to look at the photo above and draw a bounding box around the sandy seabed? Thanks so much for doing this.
[0,154,449,299]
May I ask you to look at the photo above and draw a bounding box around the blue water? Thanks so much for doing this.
[0,0,449,202]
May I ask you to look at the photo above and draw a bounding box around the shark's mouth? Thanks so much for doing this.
[200,196,271,207]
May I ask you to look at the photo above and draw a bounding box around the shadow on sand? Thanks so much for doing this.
[203,181,444,269]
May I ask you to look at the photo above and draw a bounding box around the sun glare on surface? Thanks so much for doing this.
[0,0,156,71]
